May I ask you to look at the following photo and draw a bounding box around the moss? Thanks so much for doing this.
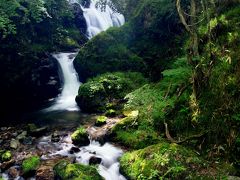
[54,161,103,180]
[76,72,148,113]
[95,116,107,126]
[71,126,90,146]
[120,142,208,179]
[22,156,40,175]
[105,109,117,117]
[1,150,12,162]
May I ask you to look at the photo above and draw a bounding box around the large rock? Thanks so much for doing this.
[71,127,90,146]
[75,72,147,113]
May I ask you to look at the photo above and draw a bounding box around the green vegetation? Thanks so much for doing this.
[1,0,240,179]
[120,142,236,179]
[74,0,184,82]
[71,126,90,146]
[53,160,103,180]
[1,150,12,162]
[95,116,107,126]
[76,72,148,112]
[22,156,40,175]
[0,0,87,118]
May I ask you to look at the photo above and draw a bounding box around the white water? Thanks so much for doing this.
[40,135,126,180]
[47,0,125,112]
[45,52,80,111]
[41,1,126,179]
[70,0,125,38]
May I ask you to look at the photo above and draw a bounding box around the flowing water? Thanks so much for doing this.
[82,0,125,38]
[1,1,126,180]
[44,52,80,112]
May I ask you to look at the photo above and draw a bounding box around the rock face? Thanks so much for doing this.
[71,3,87,35]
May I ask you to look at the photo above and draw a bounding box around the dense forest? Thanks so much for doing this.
[0,0,240,179]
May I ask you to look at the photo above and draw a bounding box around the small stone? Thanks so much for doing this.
[1,127,7,131]
[10,139,20,149]
[0,159,15,170]
[89,156,102,165]
[12,132,18,137]
[8,166,20,178]
[51,132,60,142]
[69,147,80,154]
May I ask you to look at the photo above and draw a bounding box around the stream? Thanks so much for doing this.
[1,1,126,179]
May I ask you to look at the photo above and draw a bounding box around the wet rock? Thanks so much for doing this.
[23,137,33,145]
[8,166,20,178]
[89,156,102,165]
[30,126,48,137]
[69,147,80,154]
[95,116,107,127]
[0,159,15,170]
[1,127,7,131]
[36,166,54,180]
[17,131,27,141]
[51,132,60,142]
[12,132,18,137]
[10,139,20,149]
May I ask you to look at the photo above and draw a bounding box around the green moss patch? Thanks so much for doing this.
[22,156,40,176]
[54,160,103,180]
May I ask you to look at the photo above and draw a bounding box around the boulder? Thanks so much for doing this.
[69,147,81,154]
[71,127,90,146]
[89,156,102,165]
[95,116,107,126]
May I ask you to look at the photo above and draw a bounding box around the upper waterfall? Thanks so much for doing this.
[70,0,125,38]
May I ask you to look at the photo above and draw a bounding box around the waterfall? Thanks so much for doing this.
[82,0,125,38]
[45,52,81,111]
[46,0,125,112]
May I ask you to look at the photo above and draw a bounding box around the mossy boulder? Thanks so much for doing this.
[53,160,103,180]
[22,156,40,177]
[105,109,117,117]
[95,116,107,126]
[120,142,207,179]
[76,72,148,113]
[71,127,90,146]
[1,150,12,162]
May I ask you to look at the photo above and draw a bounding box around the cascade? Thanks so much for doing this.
[47,0,125,112]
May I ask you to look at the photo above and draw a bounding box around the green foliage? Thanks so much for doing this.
[54,160,103,180]
[112,57,192,149]
[22,156,40,174]
[120,142,206,179]
[74,0,184,82]
[76,72,148,112]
